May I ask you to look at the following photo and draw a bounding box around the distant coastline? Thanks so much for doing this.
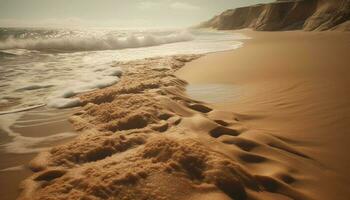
[197,0,350,31]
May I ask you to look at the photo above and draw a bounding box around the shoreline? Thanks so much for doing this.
[14,50,312,200]
[0,29,244,200]
[177,29,350,199]
[0,107,77,200]
[0,54,209,200]
[2,29,349,200]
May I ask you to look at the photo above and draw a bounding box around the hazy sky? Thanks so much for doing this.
[0,0,273,28]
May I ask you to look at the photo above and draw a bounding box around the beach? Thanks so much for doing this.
[0,29,245,200]
[0,107,77,200]
[1,0,349,199]
[7,29,348,200]
[177,30,350,199]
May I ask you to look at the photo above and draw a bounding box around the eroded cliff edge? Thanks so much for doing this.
[198,0,350,31]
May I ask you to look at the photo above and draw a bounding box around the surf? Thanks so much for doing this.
[0,31,194,52]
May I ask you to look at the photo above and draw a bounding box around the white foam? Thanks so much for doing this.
[0,29,248,112]
[0,49,37,55]
[0,31,194,52]
[16,84,53,91]
[94,77,120,89]
[46,71,121,108]
[47,98,81,109]
[0,104,46,115]
[104,67,123,77]
[0,106,78,154]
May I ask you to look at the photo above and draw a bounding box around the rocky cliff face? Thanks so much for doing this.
[304,0,350,30]
[198,0,350,31]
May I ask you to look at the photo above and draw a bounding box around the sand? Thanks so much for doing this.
[0,107,77,200]
[9,30,350,200]
[177,30,350,199]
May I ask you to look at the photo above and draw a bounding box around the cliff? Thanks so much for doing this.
[198,0,350,31]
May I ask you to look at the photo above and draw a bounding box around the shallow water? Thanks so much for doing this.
[0,107,77,200]
[186,83,241,104]
[0,28,249,199]
[0,28,249,111]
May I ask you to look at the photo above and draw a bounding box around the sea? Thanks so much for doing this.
[0,27,249,199]
[0,27,249,112]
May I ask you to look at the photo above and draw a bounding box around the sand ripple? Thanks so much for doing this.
[19,55,313,200]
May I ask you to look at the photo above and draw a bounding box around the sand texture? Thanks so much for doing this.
[0,107,77,200]
[16,29,350,200]
[177,30,350,200]
[198,0,350,31]
[15,54,320,200]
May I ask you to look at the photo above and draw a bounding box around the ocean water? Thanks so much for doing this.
[186,84,241,104]
[0,28,249,196]
[0,27,249,112]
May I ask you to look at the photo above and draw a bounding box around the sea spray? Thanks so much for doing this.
[0,30,194,52]
[0,28,249,112]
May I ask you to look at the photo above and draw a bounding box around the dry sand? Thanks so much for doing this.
[177,30,350,200]
[12,30,350,200]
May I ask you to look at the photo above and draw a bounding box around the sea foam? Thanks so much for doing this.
[0,29,249,111]
[0,31,194,52]
[47,67,122,109]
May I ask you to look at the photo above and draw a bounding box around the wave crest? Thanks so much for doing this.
[0,31,194,52]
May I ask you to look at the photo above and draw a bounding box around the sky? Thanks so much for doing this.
[0,0,273,28]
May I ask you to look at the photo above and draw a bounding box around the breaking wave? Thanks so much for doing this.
[0,31,194,52]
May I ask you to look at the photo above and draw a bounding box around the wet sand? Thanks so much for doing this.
[10,52,333,200]
[0,107,77,200]
[4,30,350,200]
[176,30,350,199]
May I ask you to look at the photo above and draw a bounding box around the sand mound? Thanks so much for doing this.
[18,55,314,200]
